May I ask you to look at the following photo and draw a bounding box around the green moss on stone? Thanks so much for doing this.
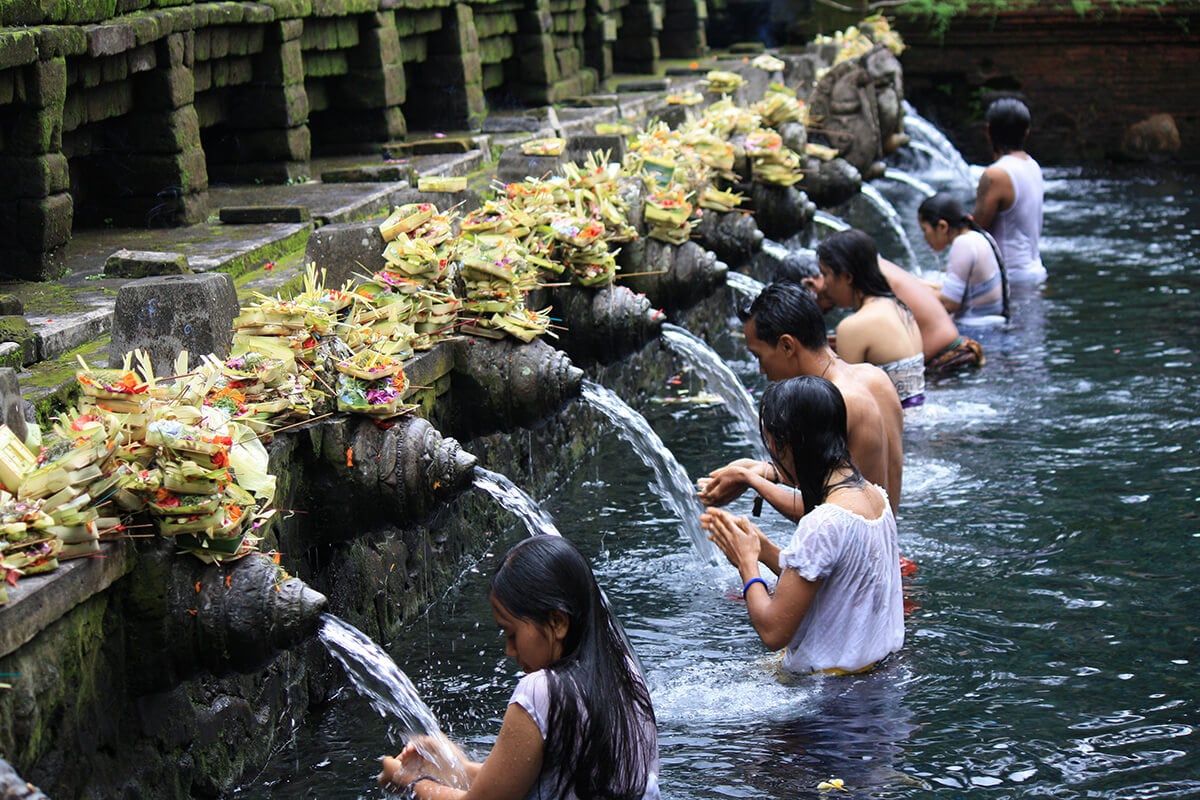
[19,336,107,428]
[220,225,310,281]
[0,279,89,315]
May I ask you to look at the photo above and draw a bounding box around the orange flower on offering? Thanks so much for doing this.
[227,504,244,523]
[116,372,147,393]
[210,451,229,468]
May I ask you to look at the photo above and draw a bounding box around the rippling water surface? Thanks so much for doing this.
[243,161,1200,799]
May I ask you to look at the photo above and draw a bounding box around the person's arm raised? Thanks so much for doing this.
[392,704,545,800]
[973,165,1013,231]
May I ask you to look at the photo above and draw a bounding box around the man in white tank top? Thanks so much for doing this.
[973,97,1046,286]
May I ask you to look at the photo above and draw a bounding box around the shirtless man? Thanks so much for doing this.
[974,97,1045,286]
[698,282,903,519]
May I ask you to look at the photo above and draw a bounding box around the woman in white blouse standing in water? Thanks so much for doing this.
[917,192,1009,325]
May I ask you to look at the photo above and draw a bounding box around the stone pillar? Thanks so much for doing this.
[660,0,707,59]
[417,3,485,130]
[0,35,71,281]
[514,0,595,104]
[612,0,662,74]
[220,18,310,182]
[0,368,29,446]
[327,11,407,144]
[108,273,238,376]
[584,0,618,80]
[131,31,209,226]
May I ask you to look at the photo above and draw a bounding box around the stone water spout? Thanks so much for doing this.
[123,544,327,691]
[452,337,584,431]
[803,156,863,209]
[544,284,663,364]
[750,182,817,241]
[312,415,478,520]
[692,208,764,268]
[619,239,728,313]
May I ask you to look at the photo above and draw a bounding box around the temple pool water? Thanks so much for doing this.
[240,161,1200,798]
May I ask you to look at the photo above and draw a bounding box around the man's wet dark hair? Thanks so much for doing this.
[986,97,1031,154]
[743,281,827,351]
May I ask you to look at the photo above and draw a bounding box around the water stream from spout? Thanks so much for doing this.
[901,103,976,186]
[879,167,937,199]
[813,210,850,233]
[725,270,765,301]
[472,468,562,538]
[318,614,468,788]
[580,379,713,561]
[661,323,764,457]
[858,183,921,268]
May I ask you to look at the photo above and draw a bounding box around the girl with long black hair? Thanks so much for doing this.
[701,376,904,675]
[379,535,660,799]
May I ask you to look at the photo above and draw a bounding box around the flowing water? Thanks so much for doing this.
[660,323,763,454]
[814,209,851,233]
[855,184,921,269]
[724,269,765,301]
[579,379,714,562]
[881,167,937,199]
[245,151,1200,798]
[316,615,468,788]
[472,467,562,538]
[902,101,976,186]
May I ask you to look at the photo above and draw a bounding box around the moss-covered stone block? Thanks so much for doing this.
[0,246,68,281]
[0,316,37,366]
[43,0,116,25]
[25,56,67,109]
[33,26,89,58]
[0,154,70,198]
[0,0,44,27]
[230,81,309,127]
[103,248,192,277]
[0,29,37,70]
[227,25,266,56]
[9,106,63,156]
[136,63,195,109]
[126,106,201,153]
[83,79,134,123]
[18,192,73,252]
[101,52,130,82]
[86,21,138,57]
[303,50,349,77]
[396,35,428,62]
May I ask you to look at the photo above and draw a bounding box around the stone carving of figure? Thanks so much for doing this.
[807,57,884,180]
[864,44,907,155]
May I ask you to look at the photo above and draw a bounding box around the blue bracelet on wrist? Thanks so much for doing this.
[742,577,768,598]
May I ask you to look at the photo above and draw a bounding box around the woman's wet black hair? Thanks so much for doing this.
[816,229,895,300]
[759,376,862,512]
[917,192,972,230]
[743,281,827,351]
[986,97,1031,154]
[490,535,656,800]
[917,193,1011,321]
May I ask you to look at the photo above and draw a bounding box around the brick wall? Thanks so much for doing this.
[894,7,1200,163]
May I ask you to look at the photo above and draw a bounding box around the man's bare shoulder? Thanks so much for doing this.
[834,362,898,408]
